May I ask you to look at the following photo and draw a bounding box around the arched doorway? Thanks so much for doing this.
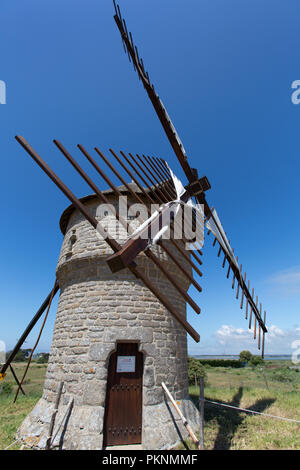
[103,342,143,446]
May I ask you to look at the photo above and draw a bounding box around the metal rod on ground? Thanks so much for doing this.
[260,368,270,391]
[46,381,64,450]
[13,278,58,403]
[0,281,59,380]
[198,377,205,450]
[9,365,26,396]
[161,382,201,450]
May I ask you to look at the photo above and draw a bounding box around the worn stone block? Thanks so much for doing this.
[89,342,114,361]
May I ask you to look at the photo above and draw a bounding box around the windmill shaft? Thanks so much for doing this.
[137,154,204,257]
[106,149,203,291]
[125,152,204,268]
[106,188,191,272]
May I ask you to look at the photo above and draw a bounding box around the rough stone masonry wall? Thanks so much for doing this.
[18,195,200,450]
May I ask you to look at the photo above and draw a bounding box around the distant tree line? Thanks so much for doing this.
[5,348,32,362]
[197,359,244,368]
[36,353,49,364]
[4,349,49,363]
[188,351,264,376]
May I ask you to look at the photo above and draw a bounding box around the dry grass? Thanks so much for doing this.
[1,361,299,450]
[178,362,300,450]
[0,362,46,450]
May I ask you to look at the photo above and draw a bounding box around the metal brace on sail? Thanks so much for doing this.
[205,209,239,271]
[128,162,205,248]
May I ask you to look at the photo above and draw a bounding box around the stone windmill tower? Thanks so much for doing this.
[1,1,268,451]
[17,185,200,450]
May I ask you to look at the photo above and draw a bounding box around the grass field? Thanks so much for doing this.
[0,360,299,450]
[0,362,47,450]
[179,361,300,450]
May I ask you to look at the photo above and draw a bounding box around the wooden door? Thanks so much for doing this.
[103,343,143,446]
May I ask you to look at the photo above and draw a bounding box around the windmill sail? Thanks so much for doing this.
[206,209,238,269]
[112,2,268,354]
[113,1,193,182]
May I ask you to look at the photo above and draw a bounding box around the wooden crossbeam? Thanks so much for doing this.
[54,141,200,314]
[95,148,203,291]
[117,151,203,267]
[16,136,200,342]
[106,189,190,272]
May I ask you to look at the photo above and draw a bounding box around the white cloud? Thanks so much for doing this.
[267,266,300,295]
[217,324,300,355]
[189,324,300,356]
[215,325,253,349]
[215,325,251,343]
[267,325,285,338]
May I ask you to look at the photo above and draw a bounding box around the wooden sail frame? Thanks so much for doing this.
[112,1,268,352]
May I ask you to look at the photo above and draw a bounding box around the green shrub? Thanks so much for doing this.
[271,368,299,384]
[249,356,264,366]
[239,350,252,362]
[6,349,32,362]
[272,371,291,383]
[188,357,207,385]
[36,353,49,364]
[197,359,244,368]
[0,382,13,396]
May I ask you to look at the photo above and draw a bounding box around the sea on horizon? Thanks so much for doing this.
[191,354,291,361]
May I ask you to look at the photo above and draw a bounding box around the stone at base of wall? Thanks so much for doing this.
[17,397,104,450]
[143,397,200,450]
[17,396,200,450]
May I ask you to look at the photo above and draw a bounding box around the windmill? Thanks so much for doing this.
[0,2,268,450]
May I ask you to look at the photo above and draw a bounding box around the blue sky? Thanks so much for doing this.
[0,0,299,356]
